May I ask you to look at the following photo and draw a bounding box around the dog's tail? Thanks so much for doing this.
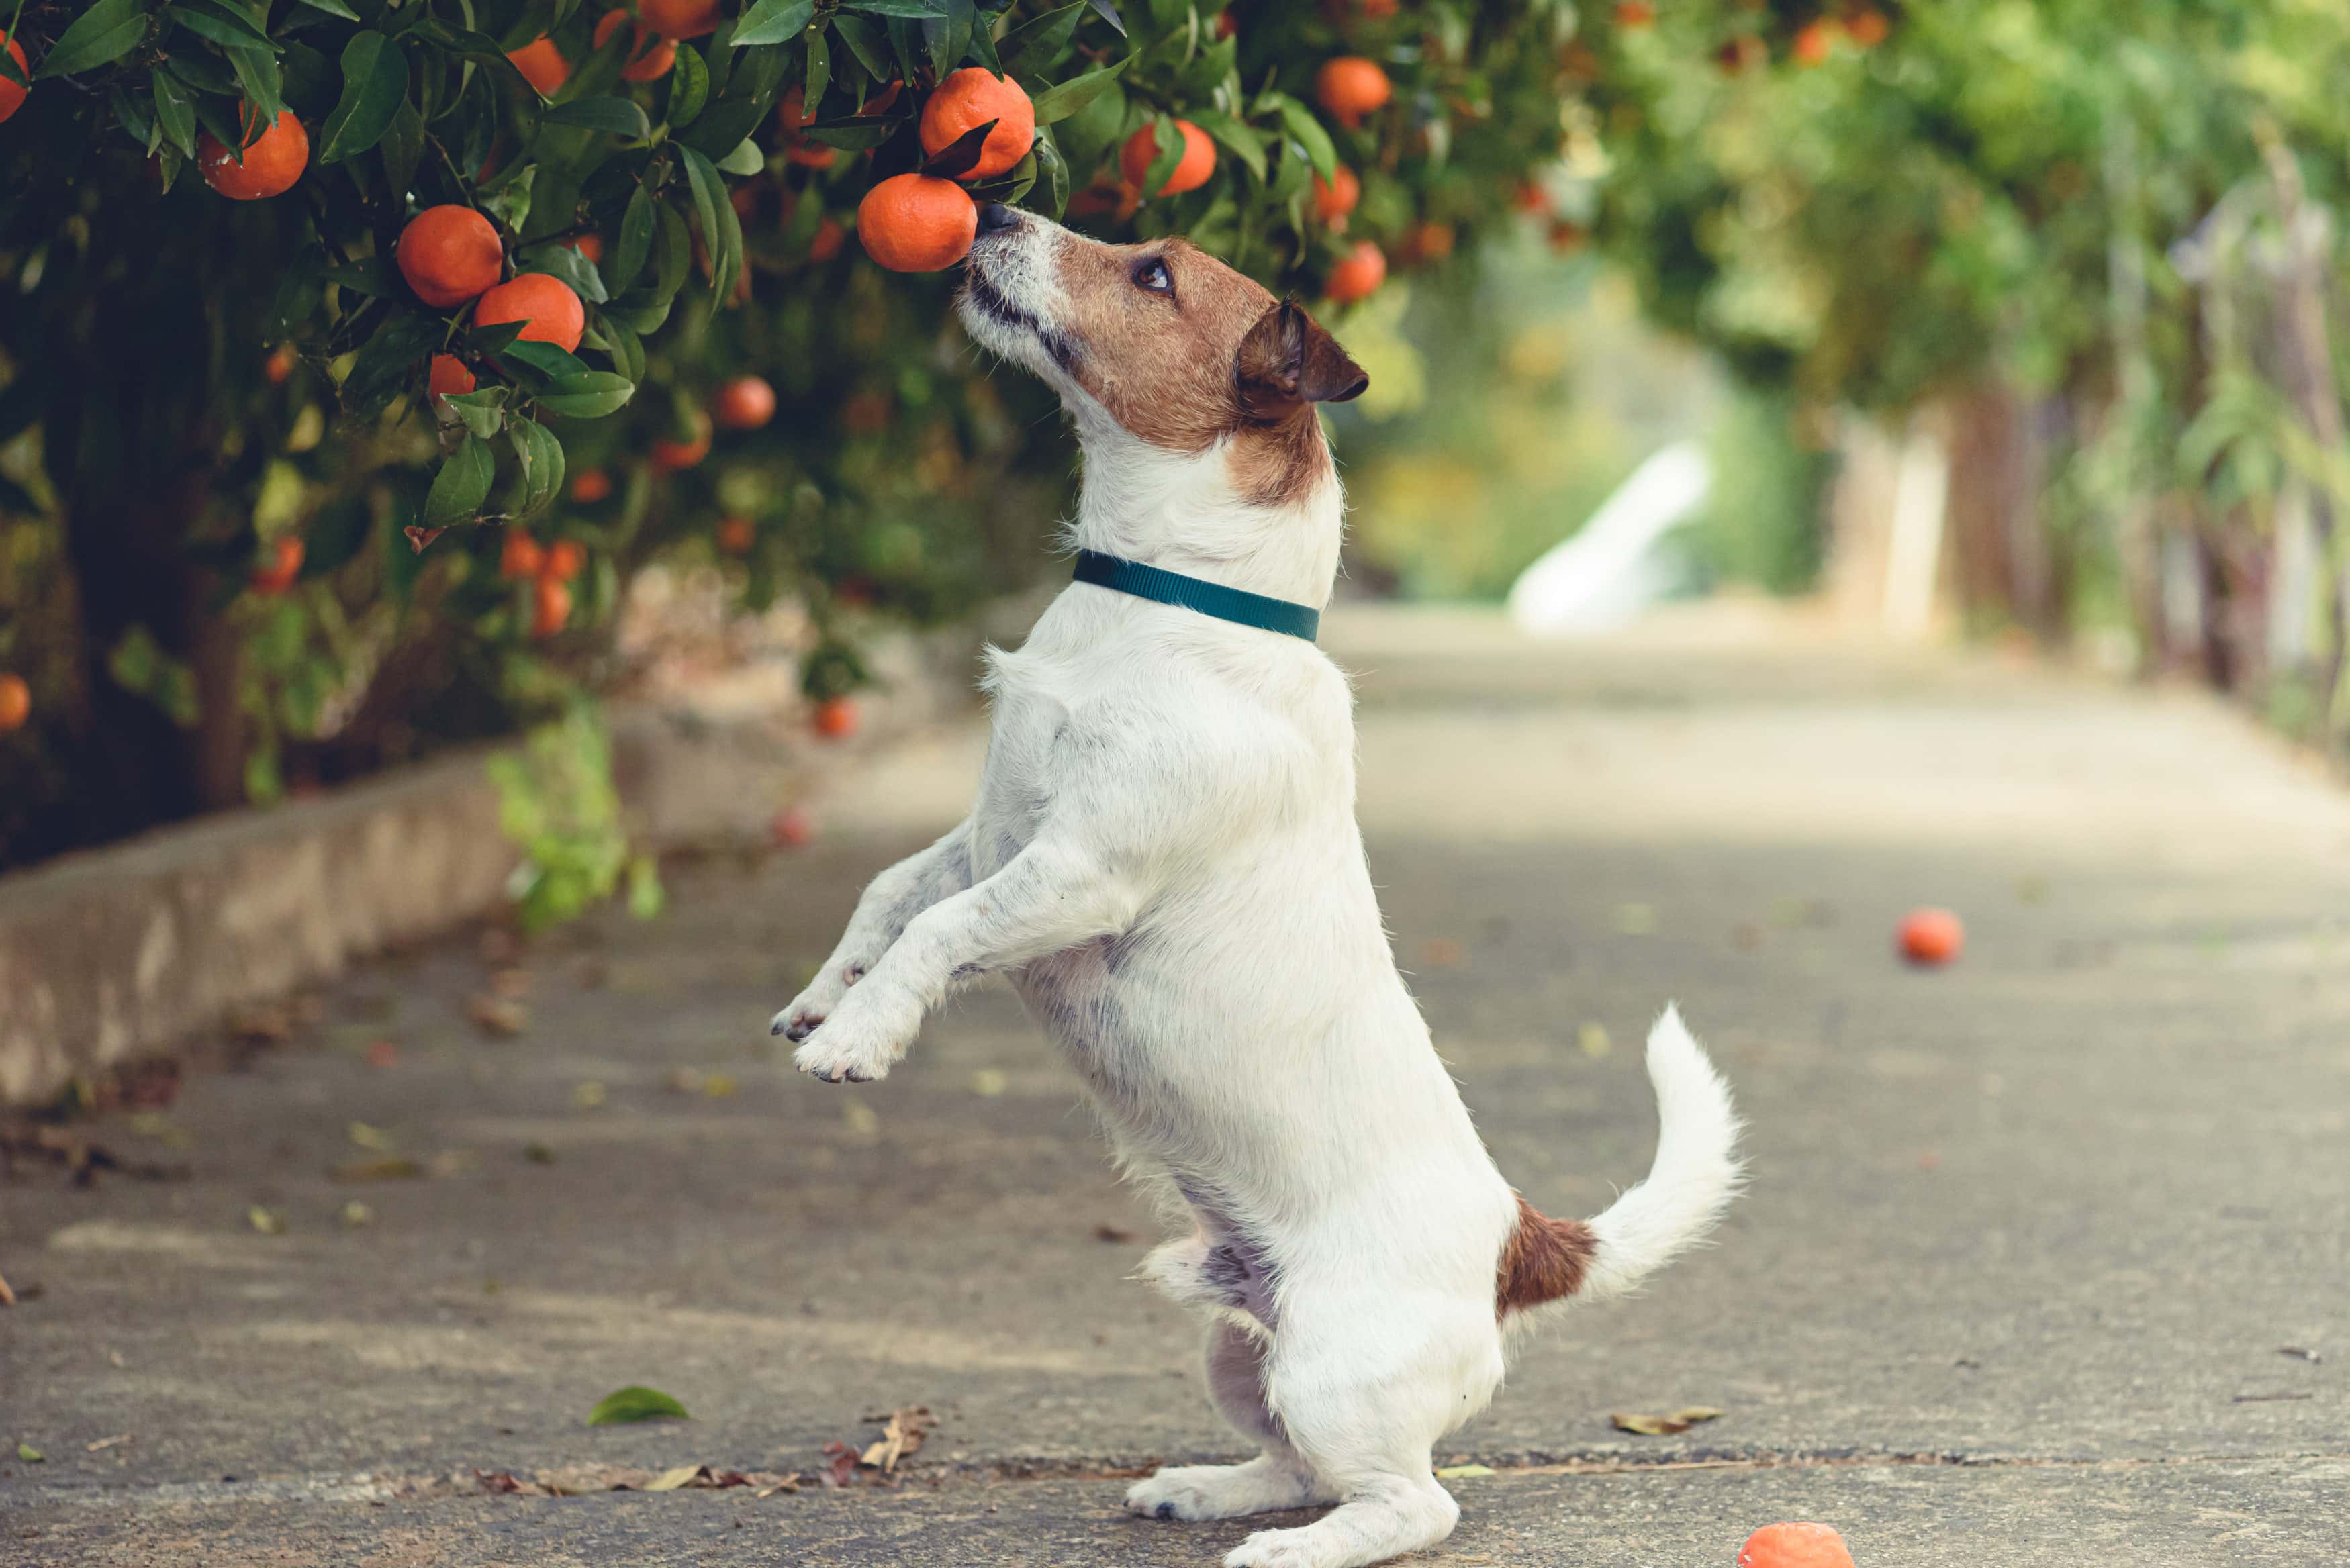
[1499,1006,1742,1316]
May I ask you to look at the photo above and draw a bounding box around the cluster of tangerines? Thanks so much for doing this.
[831,54,1399,306]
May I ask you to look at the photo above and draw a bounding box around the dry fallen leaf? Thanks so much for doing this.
[489,967,533,999]
[331,1157,424,1183]
[247,1205,287,1235]
[817,1441,860,1489]
[466,995,528,1037]
[1433,1463,1495,1479]
[1420,937,1465,969]
[1093,1223,1140,1244]
[700,1073,738,1099]
[226,1006,294,1044]
[665,1067,706,1094]
[347,1122,397,1151]
[970,1068,1009,1097]
[643,1465,706,1492]
[2280,1346,2324,1363]
[841,1100,878,1140]
[0,1271,15,1306]
[859,1406,937,1474]
[1577,1022,1612,1059]
[571,1081,608,1110]
[85,1434,132,1453]
[1611,1406,1724,1436]
[339,1201,375,1228]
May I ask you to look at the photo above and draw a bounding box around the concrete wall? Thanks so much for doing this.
[0,616,1001,1108]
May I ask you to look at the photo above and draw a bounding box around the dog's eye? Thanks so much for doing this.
[1133,257,1174,295]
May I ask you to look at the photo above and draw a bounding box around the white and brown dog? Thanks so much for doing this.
[772,204,1742,1568]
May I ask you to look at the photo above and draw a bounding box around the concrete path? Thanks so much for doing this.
[5,603,2347,1566]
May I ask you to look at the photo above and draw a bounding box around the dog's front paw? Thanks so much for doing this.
[768,961,869,1042]
[1126,1460,1323,1522]
[788,983,916,1084]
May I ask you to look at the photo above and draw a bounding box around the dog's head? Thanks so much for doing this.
[957,204,1367,510]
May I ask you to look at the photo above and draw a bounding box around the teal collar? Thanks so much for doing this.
[1072,550,1320,642]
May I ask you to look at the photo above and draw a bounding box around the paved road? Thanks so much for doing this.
[5,604,2347,1566]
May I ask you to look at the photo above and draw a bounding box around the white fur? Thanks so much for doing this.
[772,213,1741,1568]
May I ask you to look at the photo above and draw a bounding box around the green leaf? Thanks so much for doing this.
[1000,3,1084,74]
[595,312,645,381]
[714,139,764,175]
[17,1444,44,1463]
[733,0,816,48]
[1032,122,1069,217]
[610,183,657,296]
[803,27,829,117]
[424,436,496,527]
[1271,95,1337,184]
[586,1385,692,1426]
[526,244,610,305]
[830,14,894,81]
[534,371,636,420]
[296,0,363,19]
[843,0,950,15]
[113,86,158,154]
[322,258,399,297]
[678,147,730,299]
[651,201,692,302]
[226,45,287,126]
[1087,0,1127,35]
[151,68,199,159]
[502,340,594,383]
[344,313,447,420]
[319,32,409,164]
[509,418,566,516]
[379,95,424,198]
[1186,107,1264,184]
[1029,58,1127,125]
[38,0,151,78]
[440,387,511,441]
[802,120,893,150]
[668,46,710,129]
[171,1,283,56]
[543,97,653,139]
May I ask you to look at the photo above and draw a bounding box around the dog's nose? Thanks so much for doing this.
[976,201,1021,235]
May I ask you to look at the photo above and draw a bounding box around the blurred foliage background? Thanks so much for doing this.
[8,0,2350,895]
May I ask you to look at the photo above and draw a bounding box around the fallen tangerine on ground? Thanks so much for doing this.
[542,540,587,583]
[1315,58,1392,126]
[428,354,476,404]
[250,537,305,595]
[1,33,29,125]
[716,516,755,554]
[713,375,776,430]
[650,413,712,471]
[531,579,573,638]
[592,10,675,81]
[1325,240,1387,303]
[200,111,308,200]
[500,532,546,581]
[812,697,859,740]
[919,68,1035,181]
[474,274,585,352]
[1312,165,1360,222]
[569,469,614,503]
[1121,120,1216,197]
[398,205,504,309]
[0,673,28,733]
[639,0,723,38]
[1898,908,1964,966]
[1738,1522,1856,1568]
[857,174,977,273]
[506,36,569,95]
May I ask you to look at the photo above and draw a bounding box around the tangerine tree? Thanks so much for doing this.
[0,0,1583,872]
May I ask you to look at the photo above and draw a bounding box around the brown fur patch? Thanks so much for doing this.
[1040,234,1363,507]
[1495,1193,1597,1317]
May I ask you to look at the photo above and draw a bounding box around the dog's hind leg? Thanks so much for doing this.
[1126,1322,1335,1522]
[1222,1297,1500,1568]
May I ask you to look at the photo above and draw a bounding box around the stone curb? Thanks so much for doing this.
[0,618,1000,1108]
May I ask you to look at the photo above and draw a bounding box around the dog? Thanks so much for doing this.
[771,203,1743,1568]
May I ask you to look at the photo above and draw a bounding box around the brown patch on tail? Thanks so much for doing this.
[1495,1193,1597,1317]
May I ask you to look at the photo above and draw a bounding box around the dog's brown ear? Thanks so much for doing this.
[1237,299,1369,421]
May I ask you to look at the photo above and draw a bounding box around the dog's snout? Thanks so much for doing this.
[976,201,1021,235]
